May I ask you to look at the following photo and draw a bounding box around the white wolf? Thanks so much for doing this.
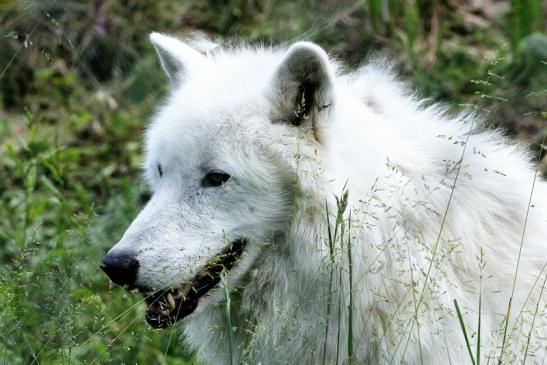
[102,33,547,364]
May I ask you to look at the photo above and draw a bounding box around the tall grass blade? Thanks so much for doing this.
[404,0,419,50]
[367,0,382,32]
[347,212,353,364]
[453,299,477,365]
[477,269,482,365]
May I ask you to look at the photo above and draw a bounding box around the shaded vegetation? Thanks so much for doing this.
[0,0,545,363]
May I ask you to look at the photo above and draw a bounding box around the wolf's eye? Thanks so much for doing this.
[157,164,163,178]
[201,171,231,188]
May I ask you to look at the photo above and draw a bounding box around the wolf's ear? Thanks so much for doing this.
[186,34,219,56]
[270,42,335,137]
[149,32,205,87]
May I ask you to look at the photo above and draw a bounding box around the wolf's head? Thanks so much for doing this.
[101,33,336,328]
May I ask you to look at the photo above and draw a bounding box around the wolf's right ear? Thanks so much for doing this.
[149,32,205,87]
[270,42,335,141]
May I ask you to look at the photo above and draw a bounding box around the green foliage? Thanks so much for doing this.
[508,0,543,52]
[0,0,545,363]
[0,36,192,362]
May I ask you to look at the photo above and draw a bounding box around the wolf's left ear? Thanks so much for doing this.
[149,32,205,87]
[270,42,335,138]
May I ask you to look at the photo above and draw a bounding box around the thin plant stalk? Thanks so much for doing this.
[477,248,485,365]
[322,202,335,365]
[442,327,454,365]
[398,118,476,361]
[522,270,547,363]
[403,234,423,365]
[477,280,482,365]
[499,135,545,363]
[334,191,348,365]
[508,263,547,339]
[223,271,234,365]
[322,190,349,365]
[335,266,343,365]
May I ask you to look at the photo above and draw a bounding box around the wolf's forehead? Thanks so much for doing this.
[175,50,282,103]
[144,50,283,165]
[145,112,264,167]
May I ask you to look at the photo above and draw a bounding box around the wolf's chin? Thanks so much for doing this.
[138,239,247,329]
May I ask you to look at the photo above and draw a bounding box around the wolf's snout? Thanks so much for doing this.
[101,251,139,288]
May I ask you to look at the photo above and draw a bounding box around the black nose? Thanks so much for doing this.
[101,251,139,287]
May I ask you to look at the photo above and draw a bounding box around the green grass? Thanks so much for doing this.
[454,299,477,365]
[0,0,545,363]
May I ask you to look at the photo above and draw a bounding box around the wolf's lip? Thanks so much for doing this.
[140,239,246,329]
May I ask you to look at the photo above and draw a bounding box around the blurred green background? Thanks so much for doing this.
[0,0,545,363]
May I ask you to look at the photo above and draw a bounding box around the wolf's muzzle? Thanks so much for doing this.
[101,251,139,288]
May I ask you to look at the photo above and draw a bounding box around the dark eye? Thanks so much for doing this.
[157,164,163,178]
[201,171,231,188]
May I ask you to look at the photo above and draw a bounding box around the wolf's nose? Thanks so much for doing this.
[101,251,139,287]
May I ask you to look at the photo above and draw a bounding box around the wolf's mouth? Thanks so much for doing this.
[140,239,246,329]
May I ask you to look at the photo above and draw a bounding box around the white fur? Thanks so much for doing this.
[108,33,547,364]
